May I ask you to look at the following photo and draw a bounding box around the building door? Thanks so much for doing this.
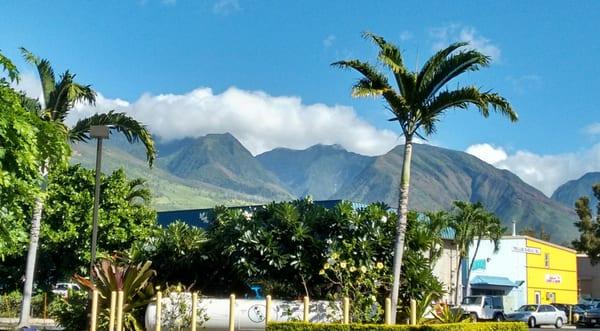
[535,291,541,304]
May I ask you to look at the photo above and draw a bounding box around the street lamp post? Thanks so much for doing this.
[90,125,109,280]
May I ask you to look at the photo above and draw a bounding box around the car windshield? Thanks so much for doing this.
[54,284,68,290]
[517,305,538,312]
[461,297,482,305]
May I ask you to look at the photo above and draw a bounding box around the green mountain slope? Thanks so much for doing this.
[552,172,600,208]
[163,133,294,200]
[256,144,371,199]
[332,144,578,244]
[71,142,266,211]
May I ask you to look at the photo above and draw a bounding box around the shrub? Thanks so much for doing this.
[0,290,53,318]
[48,290,89,330]
[266,322,527,331]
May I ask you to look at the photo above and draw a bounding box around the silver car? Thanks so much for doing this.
[505,304,567,328]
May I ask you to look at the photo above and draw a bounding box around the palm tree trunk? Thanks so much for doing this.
[454,255,463,305]
[18,195,44,327]
[390,137,413,322]
[466,237,482,297]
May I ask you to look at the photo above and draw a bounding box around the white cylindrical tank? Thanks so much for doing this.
[145,294,341,331]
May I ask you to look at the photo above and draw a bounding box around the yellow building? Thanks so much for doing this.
[525,237,578,304]
[468,235,577,312]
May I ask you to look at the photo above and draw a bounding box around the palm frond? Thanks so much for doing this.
[351,78,387,97]
[0,50,19,83]
[418,49,491,101]
[69,111,156,166]
[331,59,391,92]
[49,71,96,121]
[416,42,468,89]
[127,178,152,205]
[20,47,56,106]
[363,31,415,99]
[424,86,517,131]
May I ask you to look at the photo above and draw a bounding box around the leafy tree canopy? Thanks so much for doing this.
[573,184,600,264]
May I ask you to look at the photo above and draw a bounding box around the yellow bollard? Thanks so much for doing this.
[384,298,392,325]
[410,299,416,325]
[90,290,99,331]
[343,297,350,324]
[191,292,198,331]
[265,295,272,325]
[116,291,124,331]
[156,291,162,331]
[303,296,309,322]
[229,294,236,331]
[109,291,117,331]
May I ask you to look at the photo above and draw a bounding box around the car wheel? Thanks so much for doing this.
[494,313,504,321]
[528,317,536,328]
[469,313,478,322]
[555,317,563,328]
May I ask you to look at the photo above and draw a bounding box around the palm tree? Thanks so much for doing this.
[17,49,156,327]
[450,201,504,303]
[332,33,517,319]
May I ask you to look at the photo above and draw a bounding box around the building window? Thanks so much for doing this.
[535,291,541,304]
[546,292,556,303]
[545,253,550,268]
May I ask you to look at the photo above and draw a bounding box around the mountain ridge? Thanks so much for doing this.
[72,133,579,244]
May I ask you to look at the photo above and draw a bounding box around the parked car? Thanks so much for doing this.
[553,303,593,323]
[52,282,81,297]
[505,304,566,328]
[578,305,600,328]
[459,295,504,321]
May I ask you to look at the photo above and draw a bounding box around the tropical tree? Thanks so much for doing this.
[572,183,600,263]
[450,201,504,302]
[332,32,517,317]
[17,49,156,327]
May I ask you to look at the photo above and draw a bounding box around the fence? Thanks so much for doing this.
[88,291,418,331]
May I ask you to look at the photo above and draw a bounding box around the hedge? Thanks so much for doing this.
[266,322,528,331]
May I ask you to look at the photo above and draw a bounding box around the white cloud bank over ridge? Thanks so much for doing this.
[67,87,401,156]
[466,143,600,196]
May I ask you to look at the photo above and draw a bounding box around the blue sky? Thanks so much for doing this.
[2,0,600,194]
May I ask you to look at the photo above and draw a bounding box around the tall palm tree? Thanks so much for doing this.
[450,201,503,303]
[17,49,156,327]
[332,33,517,319]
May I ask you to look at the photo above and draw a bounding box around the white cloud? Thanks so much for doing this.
[213,0,240,15]
[466,143,600,196]
[465,143,508,164]
[12,71,43,102]
[430,24,501,60]
[584,123,600,136]
[69,87,401,156]
[323,34,336,48]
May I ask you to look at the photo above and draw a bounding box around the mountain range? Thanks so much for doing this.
[552,172,600,209]
[71,132,584,245]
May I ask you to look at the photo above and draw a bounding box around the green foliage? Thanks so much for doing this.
[74,255,156,330]
[32,165,158,286]
[48,290,89,331]
[431,304,469,324]
[0,50,19,83]
[266,322,527,331]
[130,221,207,286]
[159,284,209,330]
[573,184,600,264]
[207,198,331,298]
[449,201,504,299]
[1,290,53,318]
[320,203,395,323]
[397,214,445,320]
